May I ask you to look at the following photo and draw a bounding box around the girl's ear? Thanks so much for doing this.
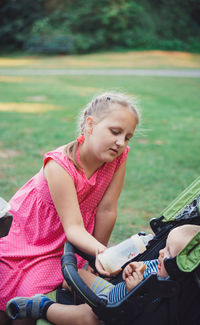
[86,116,94,134]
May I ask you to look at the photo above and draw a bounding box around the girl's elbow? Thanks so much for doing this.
[65,223,86,242]
[106,209,118,222]
[98,203,117,215]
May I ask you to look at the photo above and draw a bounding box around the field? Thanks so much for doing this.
[0,50,200,243]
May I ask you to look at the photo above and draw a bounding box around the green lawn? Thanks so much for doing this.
[0,51,200,243]
[0,50,200,69]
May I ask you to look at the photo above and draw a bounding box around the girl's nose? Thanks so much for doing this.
[116,136,125,146]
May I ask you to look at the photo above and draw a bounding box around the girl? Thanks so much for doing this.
[0,92,140,325]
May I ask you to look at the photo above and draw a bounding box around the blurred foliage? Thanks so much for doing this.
[0,0,200,54]
[0,0,44,51]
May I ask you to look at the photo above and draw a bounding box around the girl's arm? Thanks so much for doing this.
[44,160,106,256]
[93,160,127,246]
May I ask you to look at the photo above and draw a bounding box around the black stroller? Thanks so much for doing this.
[59,176,200,325]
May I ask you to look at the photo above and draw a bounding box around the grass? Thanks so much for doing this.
[0,51,200,243]
[0,50,200,69]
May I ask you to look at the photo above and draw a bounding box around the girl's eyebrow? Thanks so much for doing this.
[110,126,133,137]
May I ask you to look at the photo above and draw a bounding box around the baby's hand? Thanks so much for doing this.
[125,268,144,293]
[122,261,144,281]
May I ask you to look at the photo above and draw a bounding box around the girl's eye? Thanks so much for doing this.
[110,129,120,135]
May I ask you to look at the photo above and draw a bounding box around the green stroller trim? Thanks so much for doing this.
[177,231,200,272]
[161,176,200,222]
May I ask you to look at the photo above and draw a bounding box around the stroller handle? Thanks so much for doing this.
[61,242,106,309]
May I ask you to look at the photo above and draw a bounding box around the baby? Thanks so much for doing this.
[78,224,200,304]
[5,224,200,319]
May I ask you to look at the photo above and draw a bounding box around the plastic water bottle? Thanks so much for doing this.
[0,197,13,238]
[0,197,11,218]
[98,233,153,274]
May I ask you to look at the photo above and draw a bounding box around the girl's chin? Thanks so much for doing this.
[100,154,117,163]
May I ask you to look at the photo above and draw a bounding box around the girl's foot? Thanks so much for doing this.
[6,294,52,320]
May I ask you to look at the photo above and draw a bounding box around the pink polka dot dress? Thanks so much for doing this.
[0,145,129,311]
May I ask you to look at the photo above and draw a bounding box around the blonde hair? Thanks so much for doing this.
[65,92,140,169]
[175,224,200,239]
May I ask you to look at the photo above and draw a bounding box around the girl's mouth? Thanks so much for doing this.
[109,148,118,154]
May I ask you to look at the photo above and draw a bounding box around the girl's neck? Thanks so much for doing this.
[78,144,103,179]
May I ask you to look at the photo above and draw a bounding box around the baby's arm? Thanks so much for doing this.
[122,262,146,293]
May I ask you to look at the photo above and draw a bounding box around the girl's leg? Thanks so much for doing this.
[46,303,102,325]
[6,295,101,325]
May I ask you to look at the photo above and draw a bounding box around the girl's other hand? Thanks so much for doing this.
[62,279,72,292]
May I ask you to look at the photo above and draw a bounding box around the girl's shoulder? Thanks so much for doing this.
[43,145,67,162]
[43,145,77,179]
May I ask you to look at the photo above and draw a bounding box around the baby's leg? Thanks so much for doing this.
[78,269,98,287]
[62,269,97,291]
[78,269,114,301]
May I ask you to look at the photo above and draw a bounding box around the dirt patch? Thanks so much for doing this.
[0,149,20,158]
[26,95,47,102]
[0,102,60,113]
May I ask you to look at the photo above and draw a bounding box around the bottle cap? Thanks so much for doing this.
[131,234,146,253]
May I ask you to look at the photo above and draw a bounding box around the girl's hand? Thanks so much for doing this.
[95,249,111,277]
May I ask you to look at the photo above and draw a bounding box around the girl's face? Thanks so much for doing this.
[86,104,138,163]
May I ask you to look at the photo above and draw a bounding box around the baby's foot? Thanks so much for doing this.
[6,294,51,320]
